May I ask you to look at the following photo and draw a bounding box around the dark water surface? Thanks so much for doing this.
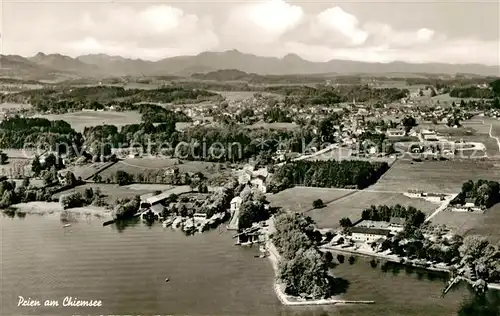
[1,213,472,316]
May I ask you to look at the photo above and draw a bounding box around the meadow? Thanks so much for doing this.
[430,206,500,243]
[98,158,232,184]
[35,111,142,133]
[305,190,439,229]
[266,187,352,213]
[371,159,500,194]
[53,183,158,204]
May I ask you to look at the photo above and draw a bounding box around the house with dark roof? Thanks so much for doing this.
[351,227,391,243]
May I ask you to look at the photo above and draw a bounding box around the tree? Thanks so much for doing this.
[65,171,77,187]
[402,116,417,133]
[115,170,132,186]
[278,248,332,299]
[312,199,324,209]
[0,152,8,165]
[339,217,352,228]
[22,176,30,187]
[32,156,42,176]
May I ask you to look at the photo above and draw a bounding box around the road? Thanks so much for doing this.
[424,193,459,223]
[483,120,500,152]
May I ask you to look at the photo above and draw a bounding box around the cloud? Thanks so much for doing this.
[3,4,219,59]
[363,22,437,47]
[310,6,368,46]
[223,0,304,45]
[2,1,499,65]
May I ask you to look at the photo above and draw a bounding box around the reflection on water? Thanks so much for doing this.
[0,213,490,316]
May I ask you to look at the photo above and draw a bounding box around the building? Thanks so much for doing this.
[386,128,405,138]
[230,196,242,214]
[250,175,267,194]
[351,227,391,243]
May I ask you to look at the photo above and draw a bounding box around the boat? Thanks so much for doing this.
[162,218,174,228]
[165,278,170,282]
[63,224,71,228]
[172,217,184,229]
[183,219,195,233]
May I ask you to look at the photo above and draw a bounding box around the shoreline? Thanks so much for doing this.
[321,245,500,291]
[265,239,374,306]
[8,202,112,217]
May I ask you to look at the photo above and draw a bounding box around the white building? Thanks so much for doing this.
[351,227,391,243]
[250,176,267,194]
[230,196,242,214]
[386,128,406,138]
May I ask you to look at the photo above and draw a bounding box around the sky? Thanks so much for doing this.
[1,0,499,65]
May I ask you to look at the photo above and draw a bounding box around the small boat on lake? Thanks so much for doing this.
[63,224,71,228]
[165,278,170,282]
[162,218,174,228]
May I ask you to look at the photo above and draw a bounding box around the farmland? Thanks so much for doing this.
[35,111,142,133]
[98,158,233,184]
[53,183,159,204]
[268,187,439,229]
[430,205,500,243]
[266,187,352,213]
[305,190,439,229]
[371,159,500,193]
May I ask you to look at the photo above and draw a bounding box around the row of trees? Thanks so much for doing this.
[0,179,52,208]
[238,187,271,230]
[0,117,82,152]
[59,187,106,209]
[451,180,500,209]
[0,86,219,113]
[273,212,335,299]
[268,160,389,193]
[361,204,427,228]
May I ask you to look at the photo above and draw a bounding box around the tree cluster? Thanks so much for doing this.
[273,212,333,299]
[238,189,270,230]
[451,180,500,209]
[361,204,427,228]
[0,117,82,152]
[268,160,389,193]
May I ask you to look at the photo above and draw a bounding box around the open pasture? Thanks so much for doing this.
[54,183,157,204]
[246,121,299,130]
[266,187,352,214]
[63,162,110,180]
[98,158,230,182]
[35,111,142,133]
[371,159,500,194]
[0,158,33,178]
[305,190,439,229]
[216,91,279,101]
[430,206,500,243]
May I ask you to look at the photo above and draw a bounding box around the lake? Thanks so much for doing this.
[1,213,474,316]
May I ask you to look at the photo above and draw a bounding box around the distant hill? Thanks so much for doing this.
[1,49,498,80]
[29,53,98,75]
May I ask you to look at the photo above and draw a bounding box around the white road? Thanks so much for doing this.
[424,193,459,223]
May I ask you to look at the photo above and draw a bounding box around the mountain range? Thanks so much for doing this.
[0,50,498,80]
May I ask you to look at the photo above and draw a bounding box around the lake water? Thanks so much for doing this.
[1,213,473,316]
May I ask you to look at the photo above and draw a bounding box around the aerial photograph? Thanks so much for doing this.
[0,0,499,315]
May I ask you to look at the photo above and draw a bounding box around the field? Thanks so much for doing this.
[215,91,280,101]
[35,111,142,133]
[371,159,500,194]
[268,187,439,229]
[0,102,33,110]
[266,187,352,213]
[98,158,232,184]
[246,121,298,130]
[53,183,159,204]
[62,162,110,180]
[0,158,33,178]
[430,206,500,243]
[304,190,439,229]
